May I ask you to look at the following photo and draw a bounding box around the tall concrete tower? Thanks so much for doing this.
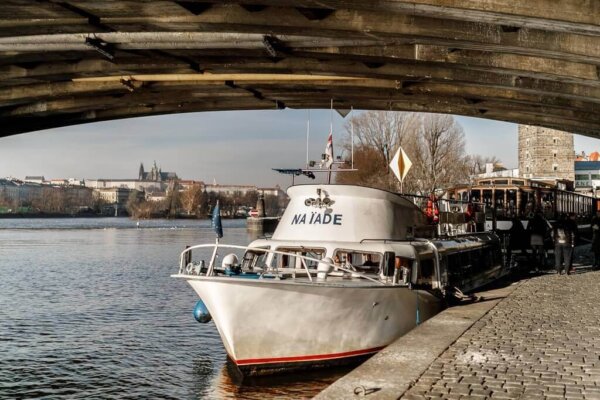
[518,125,574,181]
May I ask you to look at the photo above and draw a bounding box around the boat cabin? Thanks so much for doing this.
[179,185,505,297]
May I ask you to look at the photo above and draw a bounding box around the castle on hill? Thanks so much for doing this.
[138,161,178,182]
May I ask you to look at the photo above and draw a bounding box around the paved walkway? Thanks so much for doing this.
[315,281,520,400]
[402,269,600,400]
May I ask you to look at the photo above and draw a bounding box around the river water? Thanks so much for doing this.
[0,218,350,399]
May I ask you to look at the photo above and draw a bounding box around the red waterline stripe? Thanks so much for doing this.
[235,346,386,366]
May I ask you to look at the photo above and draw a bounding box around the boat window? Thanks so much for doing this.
[242,248,270,270]
[507,190,517,217]
[445,253,465,286]
[459,251,473,271]
[273,247,325,269]
[521,191,534,216]
[417,258,435,286]
[482,189,493,207]
[334,250,382,273]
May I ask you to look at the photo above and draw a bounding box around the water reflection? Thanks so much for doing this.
[206,359,355,400]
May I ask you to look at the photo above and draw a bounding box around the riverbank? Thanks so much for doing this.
[316,248,598,399]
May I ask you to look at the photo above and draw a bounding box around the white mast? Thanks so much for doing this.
[328,99,333,184]
[306,109,310,168]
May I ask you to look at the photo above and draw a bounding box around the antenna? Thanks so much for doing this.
[273,104,358,187]
[306,109,310,168]
[329,99,333,139]
[328,99,333,184]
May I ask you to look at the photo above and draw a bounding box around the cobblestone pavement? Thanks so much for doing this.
[401,269,600,400]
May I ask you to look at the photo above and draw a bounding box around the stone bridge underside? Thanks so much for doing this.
[0,1,599,137]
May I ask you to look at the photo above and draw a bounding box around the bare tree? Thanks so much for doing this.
[180,183,204,216]
[465,154,502,176]
[336,145,391,190]
[33,187,66,213]
[0,187,9,208]
[337,111,473,194]
[409,114,467,194]
[126,190,143,216]
[341,111,419,162]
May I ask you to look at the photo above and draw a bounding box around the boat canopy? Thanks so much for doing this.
[273,185,426,243]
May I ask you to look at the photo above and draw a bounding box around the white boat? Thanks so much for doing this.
[172,185,507,375]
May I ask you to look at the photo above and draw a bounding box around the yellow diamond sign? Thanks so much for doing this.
[390,146,412,183]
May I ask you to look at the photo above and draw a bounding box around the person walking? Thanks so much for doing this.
[553,213,576,275]
[591,213,600,270]
[528,212,549,271]
[507,217,526,270]
[566,213,579,273]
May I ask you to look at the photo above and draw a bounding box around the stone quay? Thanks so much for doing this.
[317,257,600,399]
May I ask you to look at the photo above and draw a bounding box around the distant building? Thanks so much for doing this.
[146,191,168,202]
[93,187,134,205]
[205,183,258,196]
[86,162,178,192]
[179,180,204,191]
[477,163,519,179]
[576,151,600,162]
[50,179,68,186]
[0,179,43,204]
[574,161,600,196]
[139,161,178,181]
[85,178,164,192]
[24,176,45,184]
[1,178,93,213]
[518,125,575,181]
[68,178,85,186]
[259,186,285,197]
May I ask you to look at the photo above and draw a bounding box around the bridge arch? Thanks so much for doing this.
[0,1,598,136]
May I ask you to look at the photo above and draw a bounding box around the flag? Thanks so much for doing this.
[325,131,334,168]
[211,201,223,238]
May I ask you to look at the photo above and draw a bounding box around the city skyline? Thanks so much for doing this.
[1,109,600,188]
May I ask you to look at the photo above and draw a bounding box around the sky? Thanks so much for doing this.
[1,110,599,188]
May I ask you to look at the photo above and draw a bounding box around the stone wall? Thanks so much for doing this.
[518,125,574,181]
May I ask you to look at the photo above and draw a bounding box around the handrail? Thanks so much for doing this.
[177,243,384,285]
[299,257,313,283]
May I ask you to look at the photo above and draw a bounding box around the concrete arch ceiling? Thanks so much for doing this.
[0,1,599,137]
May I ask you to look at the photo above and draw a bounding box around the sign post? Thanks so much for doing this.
[389,146,412,193]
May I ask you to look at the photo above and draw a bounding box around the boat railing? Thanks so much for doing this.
[402,194,485,214]
[176,244,385,285]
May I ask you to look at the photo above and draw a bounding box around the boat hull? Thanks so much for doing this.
[186,277,442,375]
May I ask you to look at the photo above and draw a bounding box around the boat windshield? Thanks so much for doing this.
[241,247,270,271]
[334,250,382,274]
[272,247,325,269]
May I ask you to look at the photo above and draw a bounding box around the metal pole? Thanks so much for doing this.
[207,237,219,276]
[329,99,333,136]
[306,109,310,168]
[350,106,354,170]
[328,99,333,184]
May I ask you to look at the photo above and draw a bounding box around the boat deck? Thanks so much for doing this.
[174,271,405,288]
